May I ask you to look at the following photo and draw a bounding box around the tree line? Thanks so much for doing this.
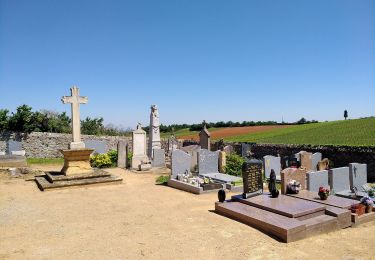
[0,104,318,135]
[0,105,130,136]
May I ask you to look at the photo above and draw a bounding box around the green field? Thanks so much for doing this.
[161,118,375,147]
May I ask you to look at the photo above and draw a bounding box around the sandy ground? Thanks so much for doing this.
[1,165,374,260]
[180,125,290,140]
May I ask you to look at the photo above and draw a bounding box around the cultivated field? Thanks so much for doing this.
[172,117,374,146]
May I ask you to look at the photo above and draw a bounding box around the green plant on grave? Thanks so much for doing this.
[224,153,245,177]
[107,149,118,167]
[127,151,133,168]
[90,153,112,168]
[156,175,170,185]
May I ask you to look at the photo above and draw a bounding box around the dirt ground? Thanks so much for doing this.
[0,165,374,260]
[180,125,290,140]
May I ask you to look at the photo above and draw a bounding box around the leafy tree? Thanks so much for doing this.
[81,117,104,135]
[0,109,9,131]
[8,105,35,133]
[297,117,307,124]
[344,110,348,120]
[224,153,245,176]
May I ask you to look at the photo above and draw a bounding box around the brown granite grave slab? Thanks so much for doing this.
[232,194,325,218]
[281,168,307,194]
[215,202,307,243]
[288,190,359,209]
[325,206,352,228]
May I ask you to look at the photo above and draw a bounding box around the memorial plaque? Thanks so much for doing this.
[242,159,263,198]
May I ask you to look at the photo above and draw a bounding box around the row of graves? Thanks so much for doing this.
[167,125,243,194]
[215,150,375,243]
[0,140,27,169]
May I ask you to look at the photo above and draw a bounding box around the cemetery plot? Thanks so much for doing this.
[216,194,347,243]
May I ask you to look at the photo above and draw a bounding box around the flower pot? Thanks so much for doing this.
[365,205,373,214]
[351,204,365,216]
[318,193,329,200]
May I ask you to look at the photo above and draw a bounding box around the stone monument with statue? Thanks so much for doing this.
[148,105,165,167]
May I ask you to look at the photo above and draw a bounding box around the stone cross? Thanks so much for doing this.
[61,86,88,149]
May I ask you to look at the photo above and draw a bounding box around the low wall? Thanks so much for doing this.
[0,131,180,158]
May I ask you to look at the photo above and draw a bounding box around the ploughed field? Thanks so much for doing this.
[170,117,374,146]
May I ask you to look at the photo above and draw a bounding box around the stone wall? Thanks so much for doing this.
[211,141,375,182]
[0,131,181,158]
[0,131,131,158]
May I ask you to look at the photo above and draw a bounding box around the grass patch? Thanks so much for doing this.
[27,157,64,165]
[156,175,170,185]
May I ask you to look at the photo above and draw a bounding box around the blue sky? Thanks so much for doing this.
[0,0,374,129]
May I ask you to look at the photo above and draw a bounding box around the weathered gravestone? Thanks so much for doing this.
[263,155,281,180]
[241,143,252,158]
[328,167,350,193]
[117,140,127,168]
[281,168,307,194]
[300,151,313,171]
[307,170,329,192]
[219,151,226,173]
[132,123,149,170]
[197,149,219,174]
[7,140,22,154]
[242,159,263,198]
[181,145,201,172]
[349,163,367,192]
[199,123,211,150]
[152,148,166,167]
[171,149,191,179]
[167,135,178,154]
[312,152,322,171]
[84,140,107,154]
[223,145,234,154]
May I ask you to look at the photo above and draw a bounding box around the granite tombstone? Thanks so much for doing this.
[242,158,263,198]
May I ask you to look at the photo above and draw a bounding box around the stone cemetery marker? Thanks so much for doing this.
[263,155,281,180]
[318,158,329,170]
[171,149,191,178]
[181,145,201,172]
[61,86,88,149]
[167,134,178,154]
[328,167,350,193]
[300,151,313,171]
[281,168,307,194]
[312,152,322,171]
[148,105,161,158]
[117,140,127,168]
[152,148,165,167]
[197,149,219,174]
[132,123,149,169]
[199,122,211,150]
[223,145,234,154]
[242,159,263,198]
[241,143,252,158]
[307,170,329,192]
[7,140,22,154]
[84,140,107,154]
[349,163,367,192]
[219,151,226,173]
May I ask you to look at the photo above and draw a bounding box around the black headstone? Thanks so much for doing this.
[242,158,263,198]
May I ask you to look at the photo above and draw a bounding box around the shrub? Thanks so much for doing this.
[90,154,112,168]
[224,153,244,176]
[156,175,170,185]
[107,149,118,167]
[127,151,133,168]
